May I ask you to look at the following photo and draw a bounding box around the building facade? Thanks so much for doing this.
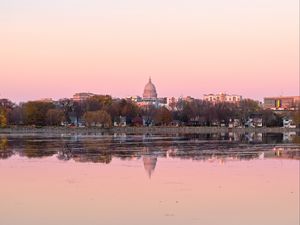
[264,96,300,111]
[135,78,159,107]
[204,93,242,103]
[72,93,95,102]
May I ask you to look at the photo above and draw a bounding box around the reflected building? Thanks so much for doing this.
[244,132,263,143]
[283,132,297,143]
[143,156,157,178]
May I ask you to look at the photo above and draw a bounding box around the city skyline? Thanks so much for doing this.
[1,2,299,225]
[0,75,299,103]
[1,0,299,102]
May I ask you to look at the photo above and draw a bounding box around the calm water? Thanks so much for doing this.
[0,132,299,225]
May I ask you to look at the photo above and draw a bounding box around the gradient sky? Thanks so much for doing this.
[0,0,299,102]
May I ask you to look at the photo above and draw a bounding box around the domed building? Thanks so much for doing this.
[143,77,158,100]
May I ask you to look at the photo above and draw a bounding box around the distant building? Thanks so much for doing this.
[282,117,296,128]
[182,96,195,103]
[143,77,158,100]
[72,93,95,102]
[136,78,159,107]
[264,96,300,111]
[35,98,54,103]
[245,113,263,128]
[113,116,127,127]
[128,95,142,103]
[204,93,242,103]
[166,97,178,111]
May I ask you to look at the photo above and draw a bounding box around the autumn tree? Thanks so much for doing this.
[261,109,283,127]
[46,109,66,126]
[154,107,172,125]
[0,99,14,127]
[292,110,300,127]
[83,110,112,128]
[0,109,7,128]
[57,98,74,124]
[132,116,143,126]
[8,106,23,125]
[108,99,140,125]
[23,101,55,126]
[83,95,113,112]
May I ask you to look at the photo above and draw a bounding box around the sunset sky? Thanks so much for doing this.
[0,0,299,102]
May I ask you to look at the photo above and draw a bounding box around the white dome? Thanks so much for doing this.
[143,78,157,99]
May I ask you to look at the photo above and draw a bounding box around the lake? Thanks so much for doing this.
[0,132,299,225]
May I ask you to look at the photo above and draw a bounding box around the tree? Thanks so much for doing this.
[261,110,282,127]
[57,98,74,124]
[46,109,66,126]
[83,110,112,128]
[84,95,113,112]
[71,101,84,126]
[154,107,172,125]
[0,109,7,128]
[0,99,14,127]
[132,116,143,126]
[23,101,55,126]
[107,99,140,125]
[292,110,300,127]
[8,106,23,125]
[238,99,261,123]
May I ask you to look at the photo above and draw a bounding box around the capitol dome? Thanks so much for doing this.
[143,77,158,99]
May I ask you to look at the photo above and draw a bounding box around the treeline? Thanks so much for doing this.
[0,96,299,128]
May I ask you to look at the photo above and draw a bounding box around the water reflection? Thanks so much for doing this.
[0,132,299,225]
[0,133,299,179]
[143,156,157,178]
[0,137,13,159]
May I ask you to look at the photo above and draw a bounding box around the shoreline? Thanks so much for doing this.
[0,126,299,135]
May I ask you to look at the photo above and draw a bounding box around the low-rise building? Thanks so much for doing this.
[113,116,127,127]
[128,96,142,103]
[264,96,300,111]
[36,98,54,103]
[204,93,242,103]
[245,114,263,128]
[283,117,296,128]
[72,93,95,102]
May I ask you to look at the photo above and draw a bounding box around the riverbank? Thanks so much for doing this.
[0,126,299,135]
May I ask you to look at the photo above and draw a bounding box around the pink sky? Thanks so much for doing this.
[0,0,299,102]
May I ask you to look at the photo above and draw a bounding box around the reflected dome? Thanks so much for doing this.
[143,156,157,178]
